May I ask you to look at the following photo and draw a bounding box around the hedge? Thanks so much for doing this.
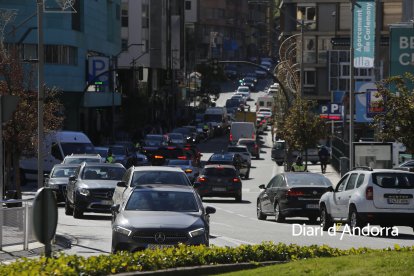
[0,242,412,275]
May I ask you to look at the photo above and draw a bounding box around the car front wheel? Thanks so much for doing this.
[320,205,333,231]
[348,206,365,230]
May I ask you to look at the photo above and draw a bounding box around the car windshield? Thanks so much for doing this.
[143,139,162,147]
[125,190,199,212]
[286,174,332,187]
[82,166,126,180]
[204,167,236,177]
[64,157,100,164]
[131,171,190,186]
[169,133,184,139]
[110,147,125,155]
[61,143,95,156]
[51,167,76,178]
[373,173,414,189]
[204,114,222,123]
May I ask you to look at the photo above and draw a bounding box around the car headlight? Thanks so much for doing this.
[114,226,132,237]
[48,183,59,189]
[188,228,205,238]
[78,188,90,196]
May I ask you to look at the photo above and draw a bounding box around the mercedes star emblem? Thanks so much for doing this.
[154,232,166,243]
[313,190,318,195]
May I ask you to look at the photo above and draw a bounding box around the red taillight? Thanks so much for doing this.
[197,177,207,182]
[178,155,187,160]
[232,177,241,183]
[229,133,233,142]
[366,186,373,200]
[167,146,175,150]
[154,155,163,159]
[287,189,304,196]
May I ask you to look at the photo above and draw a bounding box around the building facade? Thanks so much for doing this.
[2,0,121,144]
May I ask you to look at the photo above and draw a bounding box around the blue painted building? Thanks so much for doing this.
[2,0,121,144]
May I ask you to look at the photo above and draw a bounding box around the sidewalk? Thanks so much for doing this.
[306,163,341,186]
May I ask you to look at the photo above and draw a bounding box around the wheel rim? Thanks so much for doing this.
[350,211,357,227]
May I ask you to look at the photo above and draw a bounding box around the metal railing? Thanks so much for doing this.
[0,198,36,250]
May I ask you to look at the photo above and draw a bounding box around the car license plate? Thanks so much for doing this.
[212,187,226,192]
[101,200,112,205]
[387,198,409,204]
[147,244,174,250]
[306,204,319,209]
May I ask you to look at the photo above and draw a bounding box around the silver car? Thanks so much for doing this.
[111,184,216,252]
[65,162,126,218]
[45,164,78,202]
[112,166,192,207]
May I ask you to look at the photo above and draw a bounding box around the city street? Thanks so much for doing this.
[51,82,414,258]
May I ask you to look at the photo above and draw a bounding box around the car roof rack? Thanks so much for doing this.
[351,166,373,171]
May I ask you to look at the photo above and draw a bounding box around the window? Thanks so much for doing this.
[345,173,358,190]
[383,3,402,31]
[45,45,77,65]
[336,175,349,192]
[339,3,351,31]
[304,69,316,87]
[23,44,37,60]
[185,1,191,10]
[356,174,365,188]
[71,0,81,31]
[297,5,316,31]
[303,37,316,63]
[318,37,331,64]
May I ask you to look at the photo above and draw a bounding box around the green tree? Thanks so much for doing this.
[277,99,328,170]
[371,73,414,155]
[0,46,63,198]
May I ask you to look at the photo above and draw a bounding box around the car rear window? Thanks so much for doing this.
[286,174,332,187]
[373,173,414,189]
[132,171,190,186]
[204,168,236,177]
[228,147,247,153]
[210,154,233,161]
[82,166,126,180]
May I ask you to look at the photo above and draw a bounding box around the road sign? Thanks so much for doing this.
[320,103,342,120]
[88,56,109,87]
[32,187,58,257]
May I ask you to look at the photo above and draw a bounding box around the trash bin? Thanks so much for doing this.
[340,157,349,177]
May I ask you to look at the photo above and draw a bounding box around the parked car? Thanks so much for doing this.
[111,184,216,252]
[206,152,249,179]
[62,153,103,165]
[393,160,414,171]
[319,167,414,231]
[112,166,192,206]
[194,165,242,202]
[45,164,78,202]
[65,162,126,218]
[237,138,260,159]
[165,159,200,182]
[257,172,332,222]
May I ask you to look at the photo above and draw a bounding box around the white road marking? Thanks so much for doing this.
[211,234,255,246]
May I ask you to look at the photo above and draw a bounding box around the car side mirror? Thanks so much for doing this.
[327,186,334,192]
[117,181,127,188]
[111,204,120,213]
[205,206,216,215]
[259,184,266,189]
[69,176,76,181]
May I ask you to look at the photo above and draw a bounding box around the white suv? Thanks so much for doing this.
[319,167,414,231]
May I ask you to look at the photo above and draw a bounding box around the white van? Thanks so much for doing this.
[229,122,256,145]
[19,131,95,183]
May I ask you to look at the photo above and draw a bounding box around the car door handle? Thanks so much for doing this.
[348,196,351,199]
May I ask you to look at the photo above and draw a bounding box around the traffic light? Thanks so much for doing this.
[212,58,219,75]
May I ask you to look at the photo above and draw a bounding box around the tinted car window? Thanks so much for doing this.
[82,166,125,180]
[131,171,190,186]
[204,168,236,177]
[125,191,199,212]
[336,175,349,192]
[209,154,233,161]
[373,173,414,189]
[356,174,365,188]
[286,174,332,187]
[51,167,77,178]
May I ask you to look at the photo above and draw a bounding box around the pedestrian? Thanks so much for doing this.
[291,156,306,172]
[318,146,330,174]
[106,149,115,163]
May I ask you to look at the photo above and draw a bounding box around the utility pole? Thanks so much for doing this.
[37,0,44,189]
[349,1,356,170]
[300,19,304,98]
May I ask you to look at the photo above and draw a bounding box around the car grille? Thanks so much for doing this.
[132,230,189,244]
[90,188,115,200]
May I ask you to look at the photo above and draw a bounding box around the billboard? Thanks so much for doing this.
[353,0,376,68]
[390,26,414,77]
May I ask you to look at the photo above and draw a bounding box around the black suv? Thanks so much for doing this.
[194,164,242,202]
[65,162,126,218]
[206,152,249,178]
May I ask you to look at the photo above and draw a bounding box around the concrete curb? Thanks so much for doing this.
[116,261,285,275]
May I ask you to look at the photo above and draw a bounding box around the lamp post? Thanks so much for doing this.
[37,0,44,189]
